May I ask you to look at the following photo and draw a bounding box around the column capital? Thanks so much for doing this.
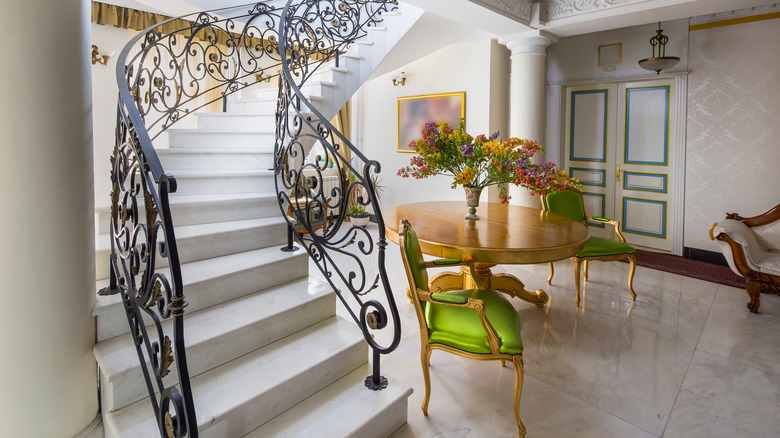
[499,30,558,56]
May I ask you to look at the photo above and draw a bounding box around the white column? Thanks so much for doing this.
[500,31,557,208]
[0,1,98,437]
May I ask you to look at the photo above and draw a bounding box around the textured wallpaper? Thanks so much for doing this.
[685,18,780,252]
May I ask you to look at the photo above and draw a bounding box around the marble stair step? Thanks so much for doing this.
[253,80,335,100]
[194,112,276,131]
[245,364,412,438]
[168,128,276,149]
[228,95,325,114]
[165,169,275,196]
[96,192,281,234]
[94,216,289,281]
[103,316,367,438]
[157,148,275,171]
[95,277,336,413]
[93,246,309,342]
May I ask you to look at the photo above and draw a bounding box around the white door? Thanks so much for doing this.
[615,79,677,252]
[564,77,680,252]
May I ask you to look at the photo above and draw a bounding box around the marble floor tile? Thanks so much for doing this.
[663,350,780,437]
[310,233,780,437]
[696,285,780,374]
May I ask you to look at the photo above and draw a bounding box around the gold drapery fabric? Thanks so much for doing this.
[92,2,180,33]
[332,99,352,170]
[91,1,264,47]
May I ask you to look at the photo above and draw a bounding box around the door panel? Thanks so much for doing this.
[616,79,676,252]
[564,84,616,238]
[564,78,678,252]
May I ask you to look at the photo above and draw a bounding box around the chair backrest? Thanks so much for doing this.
[543,188,588,226]
[399,219,429,293]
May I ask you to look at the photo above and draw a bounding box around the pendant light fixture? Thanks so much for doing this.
[638,22,680,74]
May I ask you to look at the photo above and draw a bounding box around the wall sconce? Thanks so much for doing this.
[92,44,115,66]
[392,71,407,86]
[638,23,679,74]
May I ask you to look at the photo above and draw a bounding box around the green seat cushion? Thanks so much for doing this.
[426,289,523,355]
[577,236,636,258]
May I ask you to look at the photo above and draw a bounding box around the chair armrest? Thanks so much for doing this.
[587,216,627,242]
[424,258,462,268]
[421,291,501,354]
[430,292,468,304]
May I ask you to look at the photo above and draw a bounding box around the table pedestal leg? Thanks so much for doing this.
[428,263,549,307]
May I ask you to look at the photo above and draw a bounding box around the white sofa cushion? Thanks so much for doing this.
[713,219,780,276]
[752,220,780,250]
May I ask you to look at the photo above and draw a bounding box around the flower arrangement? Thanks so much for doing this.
[397,118,579,203]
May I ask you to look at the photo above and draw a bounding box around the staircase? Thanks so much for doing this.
[92,3,423,436]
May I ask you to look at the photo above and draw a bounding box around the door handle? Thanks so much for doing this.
[616,164,621,182]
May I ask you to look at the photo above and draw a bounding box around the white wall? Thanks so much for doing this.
[359,38,510,211]
[547,19,689,84]
[92,23,133,208]
[685,17,780,251]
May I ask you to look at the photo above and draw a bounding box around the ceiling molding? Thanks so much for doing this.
[544,0,657,21]
[467,0,533,24]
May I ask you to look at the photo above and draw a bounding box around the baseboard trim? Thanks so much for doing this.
[73,413,102,438]
[684,247,728,266]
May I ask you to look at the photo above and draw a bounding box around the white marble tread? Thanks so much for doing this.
[95,277,336,412]
[93,245,309,341]
[96,191,281,234]
[155,148,276,171]
[103,316,367,438]
[169,168,275,177]
[94,215,290,282]
[244,364,412,438]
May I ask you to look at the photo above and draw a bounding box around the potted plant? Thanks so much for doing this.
[348,203,370,227]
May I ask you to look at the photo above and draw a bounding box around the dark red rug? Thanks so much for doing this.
[622,250,745,289]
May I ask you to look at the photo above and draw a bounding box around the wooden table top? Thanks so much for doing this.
[385,201,589,264]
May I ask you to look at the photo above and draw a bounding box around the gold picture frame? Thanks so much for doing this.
[598,43,622,66]
[397,92,465,153]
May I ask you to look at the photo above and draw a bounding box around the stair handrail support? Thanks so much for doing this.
[276,0,401,390]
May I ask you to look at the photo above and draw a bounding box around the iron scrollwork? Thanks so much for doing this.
[105,1,404,435]
[106,3,296,436]
[276,0,401,390]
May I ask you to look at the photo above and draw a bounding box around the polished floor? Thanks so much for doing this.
[344,240,780,438]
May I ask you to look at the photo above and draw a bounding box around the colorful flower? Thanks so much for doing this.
[397,117,580,203]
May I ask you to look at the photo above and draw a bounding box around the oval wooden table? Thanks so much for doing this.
[385,201,589,306]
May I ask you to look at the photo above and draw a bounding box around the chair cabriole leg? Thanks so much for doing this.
[627,254,637,301]
[583,260,589,282]
[573,258,582,306]
[421,346,432,415]
[512,355,526,438]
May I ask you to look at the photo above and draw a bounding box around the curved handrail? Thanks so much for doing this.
[276,0,401,389]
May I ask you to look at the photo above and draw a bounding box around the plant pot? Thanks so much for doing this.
[350,214,371,227]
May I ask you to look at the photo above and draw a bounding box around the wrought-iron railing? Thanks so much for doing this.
[105,3,291,437]
[276,0,401,390]
[104,1,400,436]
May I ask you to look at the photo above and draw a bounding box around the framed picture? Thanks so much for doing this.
[397,92,465,153]
[598,43,622,66]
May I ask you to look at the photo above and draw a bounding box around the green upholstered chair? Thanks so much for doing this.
[541,188,637,307]
[398,219,526,437]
